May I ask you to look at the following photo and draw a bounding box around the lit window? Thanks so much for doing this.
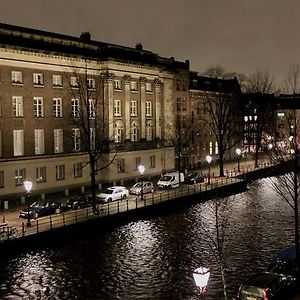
[87,78,95,89]
[54,129,63,153]
[36,166,46,182]
[13,130,24,156]
[114,79,122,90]
[130,81,138,91]
[34,129,45,155]
[12,96,23,117]
[72,128,81,151]
[71,99,80,118]
[56,165,65,180]
[130,100,137,116]
[53,98,63,117]
[53,75,62,87]
[114,100,121,116]
[145,101,152,116]
[33,97,44,117]
[33,73,44,86]
[114,122,123,143]
[11,71,23,84]
[15,168,26,185]
[131,122,138,142]
[70,76,79,88]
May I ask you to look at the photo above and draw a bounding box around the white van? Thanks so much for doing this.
[157,172,185,189]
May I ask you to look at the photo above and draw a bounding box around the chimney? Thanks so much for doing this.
[135,43,143,51]
[80,32,91,41]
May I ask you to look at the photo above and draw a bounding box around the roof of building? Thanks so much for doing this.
[189,71,241,93]
[277,94,300,109]
[0,22,189,70]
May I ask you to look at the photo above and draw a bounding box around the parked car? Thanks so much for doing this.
[157,172,185,189]
[235,272,298,300]
[97,186,129,203]
[66,194,96,210]
[185,172,206,184]
[129,181,154,195]
[19,201,62,219]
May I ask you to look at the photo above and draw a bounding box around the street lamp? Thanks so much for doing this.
[24,180,33,227]
[138,164,145,201]
[193,266,210,298]
[236,148,241,172]
[206,155,212,185]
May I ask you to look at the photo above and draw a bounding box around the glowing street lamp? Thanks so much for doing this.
[206,155,212,185]
[193,266,210,298]
[24,180,33,227]
[138,164,145,201]
[236,148,241,172]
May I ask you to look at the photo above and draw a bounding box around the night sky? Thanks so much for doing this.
[1,0,300,81]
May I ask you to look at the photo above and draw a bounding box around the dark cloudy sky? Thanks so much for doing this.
[1,0,300,81]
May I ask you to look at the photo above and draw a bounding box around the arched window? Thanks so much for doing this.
[131,121,139,142]
[146,121,153,141]
[114,121,123,143]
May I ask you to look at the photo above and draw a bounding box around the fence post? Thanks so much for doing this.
[75,211,78,224]
[144,196,146,207]
[152,193,154,205]
[117,201,119,213]
[136,197,138,209]
[86,208,89,219]
[63,213,65,226]
[50,216,53,230]
[36,220,39,234]
[22,222,25,237]
[108,204,110,215]
[160,193,162,202]
[127,198,128,211]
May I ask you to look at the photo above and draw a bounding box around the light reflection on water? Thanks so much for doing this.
[0,178,295,299]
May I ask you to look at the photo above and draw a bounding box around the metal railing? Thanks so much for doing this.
[0,176,243,242]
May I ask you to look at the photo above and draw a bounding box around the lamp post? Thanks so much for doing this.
[206,155,212,185]
[193,266,210,299]
[138,164,145,201]
[24,180,32,227]
[236,148,241,173]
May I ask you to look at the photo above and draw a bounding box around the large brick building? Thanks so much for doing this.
[0,23,190,200]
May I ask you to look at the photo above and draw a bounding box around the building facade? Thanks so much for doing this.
[0,23,189,200]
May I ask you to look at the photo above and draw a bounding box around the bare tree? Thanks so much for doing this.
[67,64,117,212]
[244,68,275,94]
[281,65,300,94]
[165,116,195,185]
[203,88,241,177]
[200,197,232,300]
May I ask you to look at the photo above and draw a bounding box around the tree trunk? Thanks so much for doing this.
[294,154,300,272]
[90,154,97,213]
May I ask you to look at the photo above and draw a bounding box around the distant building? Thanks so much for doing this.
[0,22,189,200]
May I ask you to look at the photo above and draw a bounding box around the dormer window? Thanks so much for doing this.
[53,75,63,87]
[146,82,152,93]
[70,76,79,88]
[130,81,138,91]
[87,78,95,90]
[114,79,122,90]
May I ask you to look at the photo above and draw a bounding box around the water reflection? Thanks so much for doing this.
[0,179,296,299]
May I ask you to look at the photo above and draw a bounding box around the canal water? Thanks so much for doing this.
[0,178,294,299]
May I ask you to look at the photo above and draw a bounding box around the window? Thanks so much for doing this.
[89,99,95,118]
[90,128,95,150]
[130,100,137,116]
[74,162,83,178]
[11,71,23,84]
[209,141,213,155]
[72,128,81,151]
[36,166,46,182]
[13,130,24,156]
[33,73,44,86]
[181,97,187,110]
[35,129,45,155]
[146,82,152,92]
[54,129,63,153]
[145,101,152,116]
[131,122,138,142]
[70,76,79,88]
[33,97,44,117]
[135,157,141,170]
[87,78,95,89]
[146,121,153,141]
[117,159,125,173]
[176,98,181,111]
[56,165,65,180]
[0,170,4,188]
[114,79,122,90]
[15,168,26,186]
[71,99,80,118]
[215,141,219,155]
[114,122,123,143]
[150,155,155,168]
[114,100,121,116]
[53,98,63,117]
[53,75,62,87]
[130,81,138,91]
[12,96,23,117]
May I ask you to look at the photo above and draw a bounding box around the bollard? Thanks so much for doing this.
[81,186,85,193]
[65,189,69,197]
[41,193,46,201]
[4,201,8,210]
